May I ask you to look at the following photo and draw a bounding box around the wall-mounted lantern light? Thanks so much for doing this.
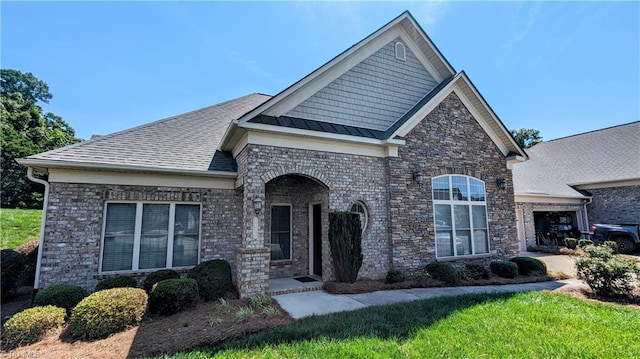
[496,178,507,190]
[413,170,424,184]
[253,197,263,213]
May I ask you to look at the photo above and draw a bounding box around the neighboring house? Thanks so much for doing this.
[512,121,640,250]
[19,12,527,298]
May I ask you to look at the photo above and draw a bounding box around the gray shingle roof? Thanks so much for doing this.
[21,93,271,173]
[513,121,640,197]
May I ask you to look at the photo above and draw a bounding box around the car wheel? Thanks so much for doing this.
[613,237,636,254]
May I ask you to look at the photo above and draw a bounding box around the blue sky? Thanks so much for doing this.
[2,1,638,141]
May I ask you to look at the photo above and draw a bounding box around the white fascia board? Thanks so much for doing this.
[17,159,237,178]
[515,193,586,204]
[48,168,236,190]
[240,122,405,146]
[402,15,455,76]
[244,130,400,158]
[235,14,416,125]
[398,27,443,82]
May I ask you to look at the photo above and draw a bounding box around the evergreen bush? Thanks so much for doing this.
[68,287,148,340]
[1,249,24,301]
[462,263,491,280]
[188,259,233,301]
[425,261,459,285]
[603,241,618,254]
[578,239,593,248]
[565,238,578,250]
[95,276,137,292]
[576,245,640,296]
[148,278,199,315]
[328,212,363,283]
[15,239,39,286]
[509,257,547,276]
[143,269,180,292]
[1,305,65,350]
[34,284,88,314]
[490,261,518,279]
[386,269,405,283]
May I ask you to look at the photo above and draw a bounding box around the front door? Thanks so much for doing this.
[312,203,322,276]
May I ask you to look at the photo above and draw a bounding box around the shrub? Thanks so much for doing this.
[328,212,363,283]
[143,269,180,292]
[412,268,431,283]
[425,261,459,286]
[462,263,491,280]
[565,238,578,250]
[490,261,518,279]
[386,269,405,283]
[578,239,593,248]
[95,276,137,292]
[1,305,65,350]
[68,287,148,340]
[148,278,199,315]
[34,284,88,313]
[1,249,24,301]
[509,257,547,276]
[188,259,233,301]
[576,245,640,296]
[603,241,618,254]
[15,239,39,286]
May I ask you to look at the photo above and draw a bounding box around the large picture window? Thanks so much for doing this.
[432,175,489,257]
[270,205,291,261]
[101,202,200,272]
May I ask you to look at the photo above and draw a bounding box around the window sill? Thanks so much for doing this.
[96,266,195,277]
[270,260,293,267]
[435,253,492,261]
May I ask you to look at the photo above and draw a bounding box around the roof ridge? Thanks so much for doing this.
[541,120,640,144]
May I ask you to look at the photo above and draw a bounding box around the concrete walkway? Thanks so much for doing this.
[274,253,586,319]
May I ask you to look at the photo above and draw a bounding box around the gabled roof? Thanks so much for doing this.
[18,93,271,174]
[513,121,640,199]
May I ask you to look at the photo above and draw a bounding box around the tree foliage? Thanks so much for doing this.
[1,69,80,208]
[510,128,542,149]
[328,212,363,283]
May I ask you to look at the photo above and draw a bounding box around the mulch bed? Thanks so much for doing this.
[555,287,640,309]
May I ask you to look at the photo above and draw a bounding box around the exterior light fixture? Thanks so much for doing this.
[496,178,507,190]
[413,170,424,184]
[253,197,263,213]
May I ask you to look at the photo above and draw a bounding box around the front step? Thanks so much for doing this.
[268,277,323,296]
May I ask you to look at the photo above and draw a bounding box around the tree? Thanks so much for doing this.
[1,69,80,208]
[511,128,542,149]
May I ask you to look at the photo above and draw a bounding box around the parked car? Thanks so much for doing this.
[591,223,640,254]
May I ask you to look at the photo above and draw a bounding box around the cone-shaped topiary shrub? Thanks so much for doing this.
[34,284,88,314]
[509,256,547,276]
[425,261,459,285]
[188,259,233,301]
[1,305,65,350]
[144,269,180,292]
[68,287,148,340]
[148,278,199,315]
[95,276,138,292]
[328,212,363,283]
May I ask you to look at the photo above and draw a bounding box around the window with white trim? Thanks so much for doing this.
[432,175,489,257]
[270,204,291,261]
[101,202,200,272]
[350,201,368,232]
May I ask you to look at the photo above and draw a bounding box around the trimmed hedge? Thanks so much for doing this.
[34,284,88,313]
[1,249,24,301]
[509,257,547,276]
[425,261,459,286]
[565,238,578,250]
[386,269,405,283]
[603,241,618,254]
[578,239,594,248]
[68,287,148,340]
[490,261,518,279]
[95,276,138,292]
[148,278,199,315]
[462,263,491,280]
[143,269,180,292]
[188,259,233,301]
[1,305,66,350]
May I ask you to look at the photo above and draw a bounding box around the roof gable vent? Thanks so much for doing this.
[395,41,406,61]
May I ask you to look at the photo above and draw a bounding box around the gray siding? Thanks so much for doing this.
[286,38,438,131]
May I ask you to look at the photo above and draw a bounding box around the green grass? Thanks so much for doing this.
[160,292,640,358]
[0,208,42,249]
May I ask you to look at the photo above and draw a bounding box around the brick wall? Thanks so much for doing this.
[39,183,242,291]
[587,185,640,224]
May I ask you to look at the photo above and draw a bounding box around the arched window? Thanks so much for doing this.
[432,175,489,257]
[350,201,368,232]
[394,41,406,61]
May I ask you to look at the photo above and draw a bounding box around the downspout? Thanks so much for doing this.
[26,167,49,291]
[583,196,593,233]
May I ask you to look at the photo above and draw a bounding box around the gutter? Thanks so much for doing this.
[583,196,594,232]
[26,167,49,290]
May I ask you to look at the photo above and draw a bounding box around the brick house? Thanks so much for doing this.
[19,12,527,298]
[512,121,640,251]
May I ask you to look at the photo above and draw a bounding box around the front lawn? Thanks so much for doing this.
[166,291,640,358]
[0,208,42,249]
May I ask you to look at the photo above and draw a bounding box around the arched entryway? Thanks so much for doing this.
[265,174,329,280]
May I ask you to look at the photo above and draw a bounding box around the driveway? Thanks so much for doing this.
[521,251,578,277]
